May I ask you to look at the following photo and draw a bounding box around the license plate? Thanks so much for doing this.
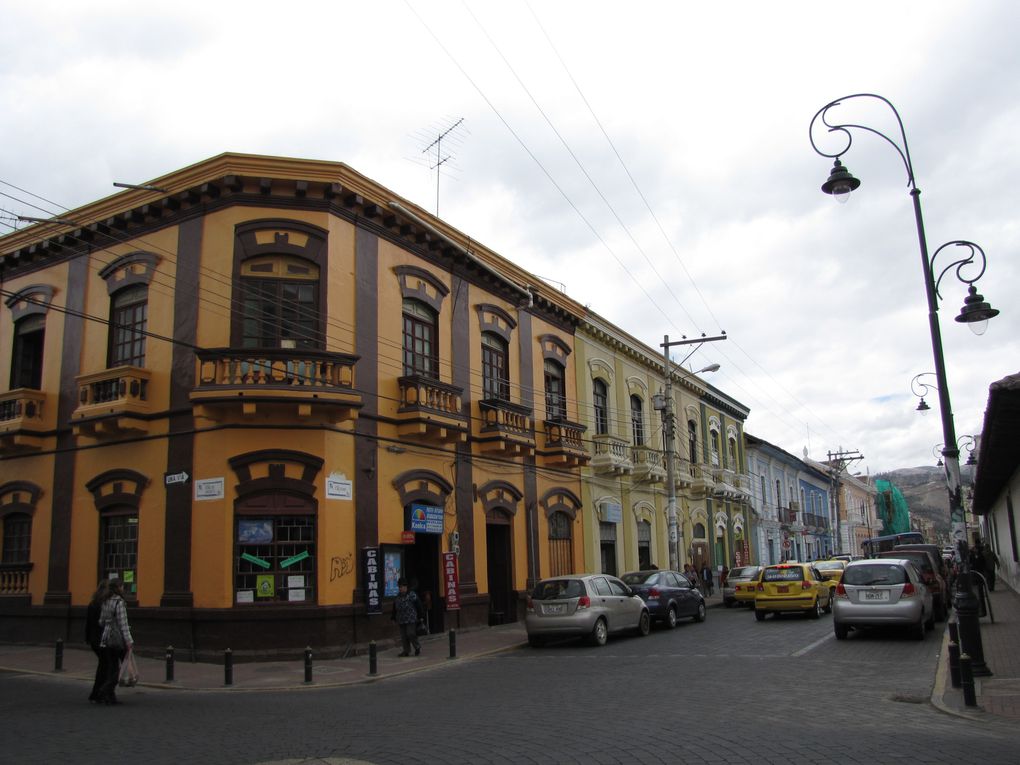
[777,586,789,594]
[545,604,565,614]
[863,590,889,602]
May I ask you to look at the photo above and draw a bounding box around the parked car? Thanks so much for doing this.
[754,562,832,620]
[722,565,762,607]
[833,558,934,640]
[525,574,651,647]
[894,543,955,609]
[877,549,948,621]
[621,570,706,627]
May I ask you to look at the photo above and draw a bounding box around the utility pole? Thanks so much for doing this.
[653,333,726,572]
[826,449,862,554]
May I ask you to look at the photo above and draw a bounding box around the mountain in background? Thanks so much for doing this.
[872,465,976,540]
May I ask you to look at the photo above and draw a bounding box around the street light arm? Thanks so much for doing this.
[809,93,916,188]
[910,372,937,399]
[930,240,989,301]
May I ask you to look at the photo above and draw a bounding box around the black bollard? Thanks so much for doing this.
[948,641,961,688]
[54,638,64,672]
[304,647,313,684]
[224,648,233,686]
[165,645,175,683]
[948,620,959,645]
[960,653,977,707]
[448,629,457,660]
[368,641,377,676]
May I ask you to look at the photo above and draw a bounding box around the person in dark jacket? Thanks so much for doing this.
[701,564,713,596]
[86,580,110,703]
[391,577,423,657]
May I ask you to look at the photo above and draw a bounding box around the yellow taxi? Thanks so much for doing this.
[754,562,833,621]
[813,560,845,598]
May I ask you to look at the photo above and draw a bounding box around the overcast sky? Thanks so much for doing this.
[2,0,1017,474]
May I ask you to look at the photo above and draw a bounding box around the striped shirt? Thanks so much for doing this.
[100,595,133,647]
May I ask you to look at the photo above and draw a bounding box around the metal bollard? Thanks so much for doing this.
[368,641,377,676]
[304,647,313,684]
[165,645,175,683]
[448,629,457,659]
[948,620,959,645]
[948,641,961,688]
[54,638,64,672]
[224,648,233,686]
[960,653,977,707]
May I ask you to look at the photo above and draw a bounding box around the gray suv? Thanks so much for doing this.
[525,574,651,647]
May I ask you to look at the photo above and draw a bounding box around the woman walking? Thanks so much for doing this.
[85,580,110,703]
[95,579,133,704]
[391,577,423,657]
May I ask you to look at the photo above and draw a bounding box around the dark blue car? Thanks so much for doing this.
[621,570,706,628]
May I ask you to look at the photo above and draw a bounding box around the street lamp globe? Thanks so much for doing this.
[955,285,1000,336]
[820,159,861,203]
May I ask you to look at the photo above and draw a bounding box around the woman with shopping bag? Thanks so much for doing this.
[95,578,133,705]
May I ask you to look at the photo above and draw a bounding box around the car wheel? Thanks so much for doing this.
[694,602,706,623]
[589,617,609,647]
[824,591,833,614]
[527,635,545,648]
[754,609,766,622]
[912,617,926,641]
[834,622,849,640]
[636,610,651,637]
[809,598,822,619]
[665,605,678,629]
[724,599,733,608]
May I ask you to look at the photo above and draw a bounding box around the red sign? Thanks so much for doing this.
[401,531,416,545]
[443,551,460,610]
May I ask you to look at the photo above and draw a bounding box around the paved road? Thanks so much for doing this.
[4,606,1019,764]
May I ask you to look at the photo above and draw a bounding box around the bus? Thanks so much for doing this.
[861,532,924,558]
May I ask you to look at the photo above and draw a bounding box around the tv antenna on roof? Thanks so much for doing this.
[417,117,465,217]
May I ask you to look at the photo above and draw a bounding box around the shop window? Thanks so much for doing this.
[402,299,438,378]
[544,360,566,421]
[239,256,321,350]
[10,315,45,389]
[235,515,316,604]
[481,331,509,400]
[108,284,148,368]
[100,511,138,596]
[547,511,573,577]
[1,513,31,564]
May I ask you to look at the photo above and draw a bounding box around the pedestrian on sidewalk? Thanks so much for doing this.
[983,544,999,591]
[391,577,422,657]
[96,579,133,704]
[683,564,699,590]
[701,563,713,597]
[85,580,110,703]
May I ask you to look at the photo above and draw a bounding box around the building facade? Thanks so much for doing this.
[0,154,600,655]
[573,316,751,577]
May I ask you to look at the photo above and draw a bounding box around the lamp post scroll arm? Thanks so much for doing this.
[931,240,989,301]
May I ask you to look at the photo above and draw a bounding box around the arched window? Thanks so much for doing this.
[728,436,737,467]
[481,331,509,400]
[240,255,321,349]
[544,359,566,421]
[547,511,573,577]
[593,379,608,435]
[688,420,698,464]
[109,284,148,368]
[630,395,644,446]
[710,429,720,466]
[402,299,438,378]
[10,315,45,389]
[637,519,652,569]
[1,513,31,564]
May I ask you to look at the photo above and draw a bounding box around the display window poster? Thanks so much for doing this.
[238,519,273,544]
[256,574,275,598]
[384,550,403,597]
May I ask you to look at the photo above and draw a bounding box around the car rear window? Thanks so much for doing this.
[763,566,804,582]
[532,579,585,600]
[621,572,659,585]
[815,561,844,571]
[730,567,759,579]
[843,564,908,586]
[879,551,932,572]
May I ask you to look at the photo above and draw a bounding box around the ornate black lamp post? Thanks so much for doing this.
[911,372,937,415]
[810,93,999,675]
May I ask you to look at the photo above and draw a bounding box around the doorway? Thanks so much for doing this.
[486,519,514,624]
[403,532,442,634]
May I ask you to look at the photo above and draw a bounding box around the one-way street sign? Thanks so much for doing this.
[164,471,190,486]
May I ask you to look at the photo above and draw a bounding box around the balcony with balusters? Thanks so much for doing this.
[72,366,152,437]
[0,389,47,454]
[591,433,634,476]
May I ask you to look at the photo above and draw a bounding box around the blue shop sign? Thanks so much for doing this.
[409,503,444,534]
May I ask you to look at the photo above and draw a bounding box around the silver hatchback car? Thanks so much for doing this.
[833,559,934,640]
[525,574,650,647]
